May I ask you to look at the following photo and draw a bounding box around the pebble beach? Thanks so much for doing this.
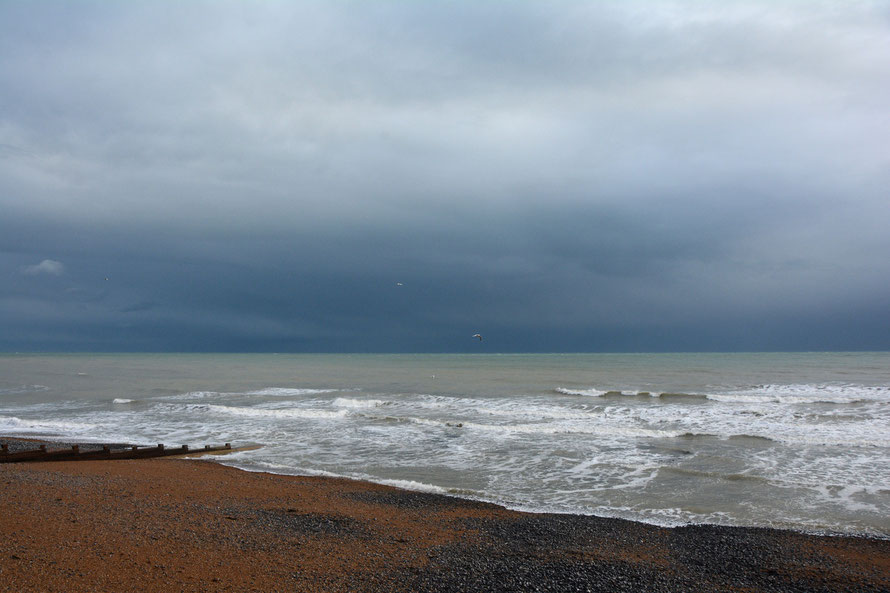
[2,444,889,593]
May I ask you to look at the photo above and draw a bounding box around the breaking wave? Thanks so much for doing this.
[333,397,388,409]
[0,414,99,434]
[708,384,890,404]
[556,383,889,405]
[243,387,339,397]
[204,404,347,420]
[555,387,706,400]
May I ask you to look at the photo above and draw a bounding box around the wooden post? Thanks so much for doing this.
[131,445,139,452]
[224,443,231,449]
[71,445,79,454]
[157,444,164,451]
[181,445,189,452]
[1,443,8,454]
[204,445,211,450]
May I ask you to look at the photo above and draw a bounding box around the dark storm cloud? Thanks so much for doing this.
[1,1,888,351]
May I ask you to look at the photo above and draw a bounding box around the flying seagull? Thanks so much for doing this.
[472,333,483,341]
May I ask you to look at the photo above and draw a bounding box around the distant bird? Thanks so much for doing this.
[472,333,483,341]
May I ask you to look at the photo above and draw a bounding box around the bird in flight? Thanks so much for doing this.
[472,333,483,341]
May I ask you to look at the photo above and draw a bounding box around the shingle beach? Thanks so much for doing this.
[2,448,888,592]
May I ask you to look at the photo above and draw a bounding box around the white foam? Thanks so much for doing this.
[224,460,348,479]
[205,404,347,420]
[461,420,684,439]
[333,397,387,409]
[410,394,464,409]
[112,398,134,404]
[412,394,580,423]
[159,391,221,400]
[159,387,340,401]
[479,405,592,421]
[556,387,659,398]
[586,505,739,529]
[631,400,890,448]
[376,479,449,495]
[220,462,457,498]
[556,387,608,397]
[244,387,338,396]
[0,400,90,414]
[0,415,99,434]
[403,416,454,428]
[711,383,890,404]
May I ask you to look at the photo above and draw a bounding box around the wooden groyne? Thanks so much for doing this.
[0,442,234,463]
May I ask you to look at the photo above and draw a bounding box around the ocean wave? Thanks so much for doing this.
[204,404,347,420]
[218,459,459,498]
[480,406,595,422]
[333,397,388,409]
[160,391,222,400]
[555,387,707,400]
[726,434,776,444]
[112,398,135,404]
[706,393,868,404]
[158,387,340,401]
[709,383,890,404]
[227,461,465,498]
[693,430,889,448]
[0,384,50,395]
[375,479,450,495]
[355,414,465,428]
[412,394,601,423]
[354,411,722,439]
[0,400,89,414]
[0,414,99,433]
[586,505,740,529]
[410,394,466,409]
[457,420,688,439]
[660,466,773,484]
[557,383,890,405]
[228,460,347,479]
[555,387,609,397]
[243,387,339,397]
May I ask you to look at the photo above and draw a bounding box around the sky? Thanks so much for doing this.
[1,1,889,353]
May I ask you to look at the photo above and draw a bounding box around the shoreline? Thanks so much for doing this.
[5,435,890,538]
[223,463,890,543]
[2,449,889,592]
[5,436,885,541]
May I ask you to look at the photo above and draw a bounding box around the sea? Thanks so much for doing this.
[1,352,888,537]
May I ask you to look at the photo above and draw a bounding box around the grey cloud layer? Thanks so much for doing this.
[2,1,888,351]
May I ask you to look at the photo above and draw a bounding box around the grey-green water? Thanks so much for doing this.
[2,352,888,536]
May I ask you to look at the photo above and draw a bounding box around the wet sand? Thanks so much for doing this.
[2,456,889,592]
